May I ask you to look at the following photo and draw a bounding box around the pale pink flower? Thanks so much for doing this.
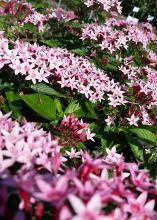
[86,128,95,142]
[60,205,72,220]
[35,176,68,206]
[0,151,14,172]
[105,116,115,126]
[65,148,82,159]
[105,146,124,165]
[0,111,61,171]
[69,194,105,220]
[127,114,139,126]
[123,192,155,219]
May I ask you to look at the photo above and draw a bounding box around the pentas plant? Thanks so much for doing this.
[22,7,76,32]
[0,0,156,166]
[0,111,94,168]
[81,19,157,53]
[23,10,48,32]
[0,112,157,219]
[0,3,157,217]
[81,19,157,126]
[0,111,62,173]
[0,0,78,35]
[0,33,126,105]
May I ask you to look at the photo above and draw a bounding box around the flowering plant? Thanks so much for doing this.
[0,0,157,219]
[0,111,157,220]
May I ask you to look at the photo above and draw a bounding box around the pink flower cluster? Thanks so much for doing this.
[0,34,126,105]
[115,19,157,46]
[0,111,61,173]
[81,18,157,126]
[125,23,157,49]
[23,11,48,32]
[81,23,128,54]
[55,114,95,146]
[84,0,122,14]
[0,112,156,220]
[81,18,157,54]
[119,58,157,125]
[23,7,76,32]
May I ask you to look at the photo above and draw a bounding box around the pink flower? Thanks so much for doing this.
[129,167,153,190]
[105,146,124,166]
[127,114,139,126]
[73,178,95,199]
[60,205,72,220]
[86,128,95,142]
[105,116,115,126]
[35,176,68,206]
[102,208,126,220]
[69,194,105,220]
[123,192,155,219]
[65,148,82,159]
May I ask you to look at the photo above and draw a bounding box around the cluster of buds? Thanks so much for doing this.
[55,114,95,147]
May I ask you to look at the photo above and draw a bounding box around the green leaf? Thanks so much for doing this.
[140,125,157,133]
[71,48,88,56]
[71,21,84,29]
[21,94,56,120]
[65,101,80,114]
[1,103,10,113]
[100,138,107,152]
[74,109,86,118]
[0,80,14,90]
[5,91,22,120]
[98,138,109,152]
[5,91,21,102]
[23,23,36,32]
[54,98,63,114]
[124,133,144,161]
[106,64,118,71]
[89,123,98,130]
[130,144,144,162]
[41,40,62,48]
[148,148,157,164]
[101,138,107,146]
[77,142,86,150]
[31,83,66,98]
[85,101,97,119]
[129,128,157,145]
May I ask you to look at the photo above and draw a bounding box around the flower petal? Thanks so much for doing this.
[69,195,85,214]
[87,194,102,211]
[136,192,147,205]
